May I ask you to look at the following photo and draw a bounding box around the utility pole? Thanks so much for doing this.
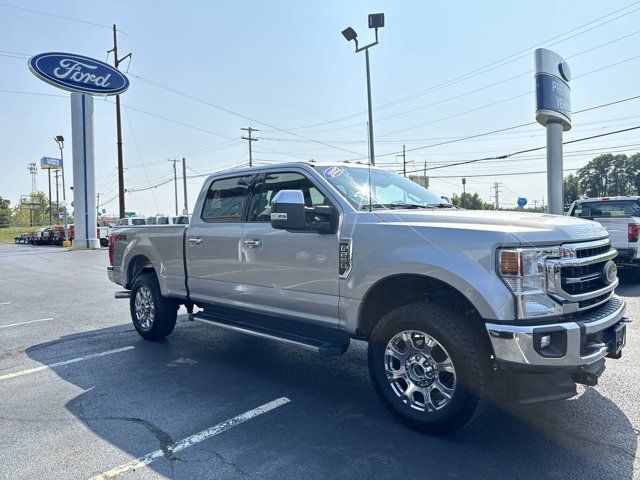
[182,157,188,215]
[462,178,466,209]
[168,159,179,216]
[241,127,259,167]
[423,161,427,179]
[491,182,503,210]
[109,24,132,219]
[396,145,407,177]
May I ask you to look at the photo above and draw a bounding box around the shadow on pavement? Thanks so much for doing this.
[25,317,637,479]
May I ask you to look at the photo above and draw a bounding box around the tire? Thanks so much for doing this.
[129,272,178,340]
[367,302,490,434]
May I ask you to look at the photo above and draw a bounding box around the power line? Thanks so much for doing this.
[0,2,126,33]
[404,124,640,174]
[128,73,365,157]
[279,1,640,131]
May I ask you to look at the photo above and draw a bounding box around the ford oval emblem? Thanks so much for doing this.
[28,52,129,96]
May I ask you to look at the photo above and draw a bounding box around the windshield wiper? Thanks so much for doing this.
[426,203,455,209]
[361,203,432,210]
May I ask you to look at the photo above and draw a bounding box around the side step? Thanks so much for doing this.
[192,308,350,356]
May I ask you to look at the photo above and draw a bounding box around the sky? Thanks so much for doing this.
[2,0,640,217]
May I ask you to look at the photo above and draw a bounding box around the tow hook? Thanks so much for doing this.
[573,371,599,387]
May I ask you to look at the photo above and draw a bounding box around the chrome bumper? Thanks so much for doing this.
[107,266,115,283]
[486,296,627,367]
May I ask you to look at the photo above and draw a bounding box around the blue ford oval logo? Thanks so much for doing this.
[28,52,129,96]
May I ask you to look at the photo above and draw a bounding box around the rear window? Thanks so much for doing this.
[572,200,640,218]
[131,219,146,225]
[201,176,250,221]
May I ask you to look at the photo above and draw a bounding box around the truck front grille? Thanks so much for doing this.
[561,263,607,295]
[547,239,617,310]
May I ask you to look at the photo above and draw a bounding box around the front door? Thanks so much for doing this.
[240,170,341,328]
[187,174,253,306]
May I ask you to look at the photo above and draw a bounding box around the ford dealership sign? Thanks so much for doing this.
[28,52,129,96]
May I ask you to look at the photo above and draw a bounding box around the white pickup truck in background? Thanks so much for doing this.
[569,196,640,276]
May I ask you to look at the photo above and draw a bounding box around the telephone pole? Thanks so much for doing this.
[109,24,131,219]
[396,145,407,177]
[168,159,179,216]
[182,158,188,216]
[241,127,259,167]
[491,182,503,210]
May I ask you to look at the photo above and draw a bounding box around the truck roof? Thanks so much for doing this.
[574,196,640,203]
[203,161,383,182]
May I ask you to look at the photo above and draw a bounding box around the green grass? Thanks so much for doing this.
[0,227,30,244]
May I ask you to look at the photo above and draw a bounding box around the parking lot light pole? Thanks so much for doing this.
[342,13,385,166]
[54,136,68,239]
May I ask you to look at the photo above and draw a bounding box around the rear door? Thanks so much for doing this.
[186,174,255,306]
[240,170,341,328]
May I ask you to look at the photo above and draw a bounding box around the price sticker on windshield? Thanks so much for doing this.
[323,166,344,179]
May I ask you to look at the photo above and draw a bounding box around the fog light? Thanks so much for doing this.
[540,334,551,349]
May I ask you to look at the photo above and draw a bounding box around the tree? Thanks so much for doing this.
[452,192,493,210]
[0,196,11,227]
[12,191,50,226]
[576,154,630,197]
[563,174,580,207]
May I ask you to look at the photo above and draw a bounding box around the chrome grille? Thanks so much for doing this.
[546,238,617,310]
[575,244,611,259]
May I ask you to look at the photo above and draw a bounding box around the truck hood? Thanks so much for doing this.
[374,209,609,245]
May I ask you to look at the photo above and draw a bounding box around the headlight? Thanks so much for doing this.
[497,247,562,319]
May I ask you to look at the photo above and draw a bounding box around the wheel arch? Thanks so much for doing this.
[125,254,156,289]
[356,274,485,339]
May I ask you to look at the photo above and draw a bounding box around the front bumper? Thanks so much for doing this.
[485,296,627,367]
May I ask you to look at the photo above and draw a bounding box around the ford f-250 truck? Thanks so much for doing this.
[108,162,629,433]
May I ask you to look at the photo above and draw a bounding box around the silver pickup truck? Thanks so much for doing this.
[108,162,629,434]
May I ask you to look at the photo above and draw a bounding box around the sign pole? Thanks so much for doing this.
[546,121,564,214]
[70,93,99,249]
[534,48,571,216]
[48,169,52,225]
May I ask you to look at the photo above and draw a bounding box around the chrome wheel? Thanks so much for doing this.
[384,330,456,412]
[134,286,155,330]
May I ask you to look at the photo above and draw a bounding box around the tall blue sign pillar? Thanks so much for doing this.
[28,52,129,249]
[534,48,571,215]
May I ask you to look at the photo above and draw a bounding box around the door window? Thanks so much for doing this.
[201,176,250,222]
[249,172,329,222]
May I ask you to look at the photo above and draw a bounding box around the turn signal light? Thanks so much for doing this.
[628,223,640,243]
[108,233,115,266]
[500,250,521,276]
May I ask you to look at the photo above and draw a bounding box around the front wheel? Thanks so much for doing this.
[368,302,490,434]
[130,272,178,340]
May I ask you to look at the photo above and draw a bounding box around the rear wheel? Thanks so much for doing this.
[368,302,490,434]
[130,272,178,340]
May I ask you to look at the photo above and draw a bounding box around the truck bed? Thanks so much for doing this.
[111,225,188,299]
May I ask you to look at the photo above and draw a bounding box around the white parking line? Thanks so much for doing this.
[89,397,291,480]
[0,346,135,381]
[0,317,55,329]
[0,302,10,306]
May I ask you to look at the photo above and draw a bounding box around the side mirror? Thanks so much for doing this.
[271,190,306,230]
[270,190,338,234]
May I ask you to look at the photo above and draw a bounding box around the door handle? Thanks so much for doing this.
[243,239,263,249]
[188,237,203,246]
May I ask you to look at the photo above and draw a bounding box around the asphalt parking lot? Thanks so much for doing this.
[0,244,638,479]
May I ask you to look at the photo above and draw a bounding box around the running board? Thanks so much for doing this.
[192,310,349,356]
[114,291,131,299]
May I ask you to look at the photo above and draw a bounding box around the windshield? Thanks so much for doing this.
[571,200,640,218]
[317,165,445,210]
